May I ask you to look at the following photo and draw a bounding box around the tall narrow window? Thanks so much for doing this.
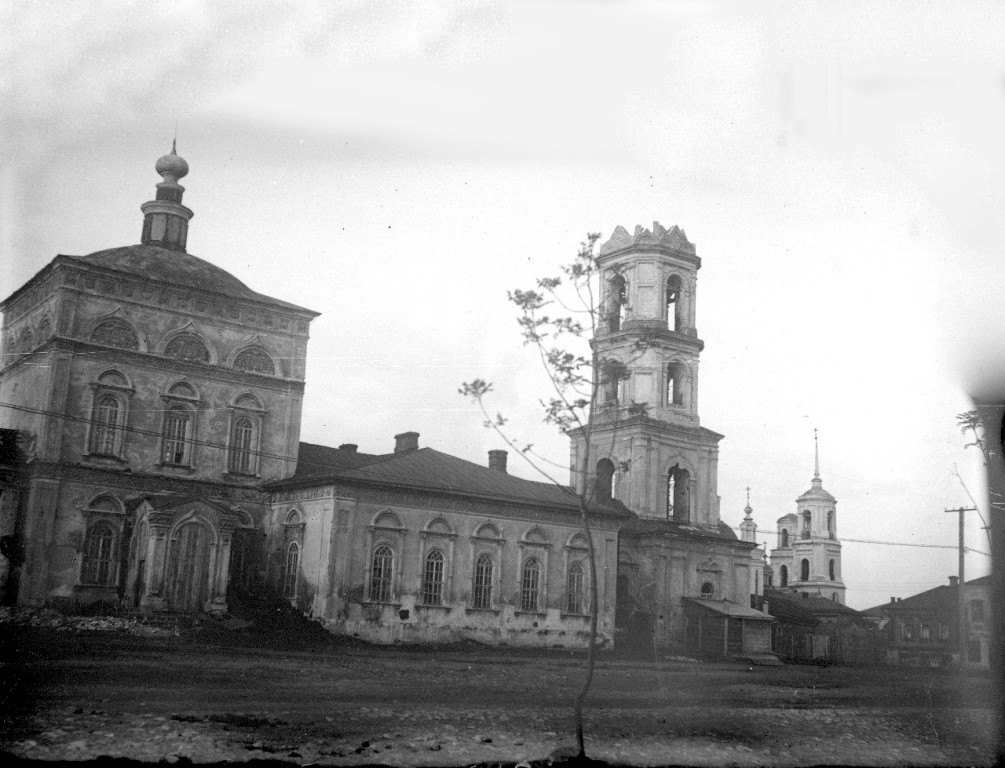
[229,417,254,473]
[970,599,985,622]
[89,395,120,455]
[666,274,682,331]
[473,553,493,609]
[826,510,834,538]
[370,545,394,602]
[800,558,810,581]
[161,406,190,465]
[284,541,300,598]
[601,359,625,403]
[81,523,115,585]
[780,529,789,548]
[666,362,685,406]
[521,557,541,611]
[608,275,627,332]
[422,550,445,605]
[667,465,690,521]
[779,564,788,587]
[566,561,585,614]
[828,559,836,581]
[595,459,615,500]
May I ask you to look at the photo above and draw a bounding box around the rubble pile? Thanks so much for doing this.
[0,607,177,636]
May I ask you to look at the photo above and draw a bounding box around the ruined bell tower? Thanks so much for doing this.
[570,222,723,527]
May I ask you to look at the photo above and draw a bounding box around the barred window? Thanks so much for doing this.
[89,395,120,455]
[161,406,190,465]
[520,557,541,611]
[82,523,115,585]
[566,561,585,614]
[370,545,394,602]
[473,553,493,609]
[228,417,255,473]
[422,550,445,605]
[283,541,299,598]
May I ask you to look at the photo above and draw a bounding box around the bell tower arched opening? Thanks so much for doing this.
[667,464,691,522]
[666,274,682,332]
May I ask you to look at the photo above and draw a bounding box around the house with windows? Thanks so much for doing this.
[264,437,628,647]
[863,575,991,669]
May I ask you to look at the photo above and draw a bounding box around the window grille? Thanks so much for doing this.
[162,407,189,465]
[89,395,120,455]
[233,347,275,375]
[164,334,210,364]
[422,550,444,605]
[566,561,585,614]
[370,545,394,602]
[473,553,493,609]
[82,523,115,584]
[520,557,541,611]
[229,417,255,473]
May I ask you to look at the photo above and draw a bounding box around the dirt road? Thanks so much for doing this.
[2,624,996,765]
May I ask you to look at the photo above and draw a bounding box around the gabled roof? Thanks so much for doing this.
[862,576,992,617]
[273,444,632,518]
[684,598,775,621]
[764,589,862,619]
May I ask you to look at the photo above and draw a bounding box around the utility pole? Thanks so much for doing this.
[945,506,977,660]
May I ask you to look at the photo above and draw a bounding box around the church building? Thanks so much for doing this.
[1,147,776,655]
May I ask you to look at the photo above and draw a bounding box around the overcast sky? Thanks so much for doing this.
[3,1,1003,609]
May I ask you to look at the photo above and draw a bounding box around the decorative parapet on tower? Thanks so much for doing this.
[599,222,696,257]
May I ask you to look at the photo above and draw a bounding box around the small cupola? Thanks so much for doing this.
[141,140,193,252]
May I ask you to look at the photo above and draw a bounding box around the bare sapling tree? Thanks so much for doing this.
[460,232,651,759]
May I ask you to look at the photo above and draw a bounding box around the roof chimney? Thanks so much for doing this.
[339,443,358,454]
[948,575,959,587]
[394,431,419,454]
[488,449,508,473]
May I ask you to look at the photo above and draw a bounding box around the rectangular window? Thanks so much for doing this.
[566,562,585,614]
[473,555,493,609]
[919,623,930,640]
[939,623,950,641]
[162,410,189,465]
[901,622,912,640]
[228,418,254,473]
[969,600,985,623]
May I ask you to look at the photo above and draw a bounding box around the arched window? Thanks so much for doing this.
[370,545,394,602]
[229,417,255,474]
[595,459,615,500]
[37,316,52,341]
[831,593,839,602]
[283,541,300,598]
[566,561,585,614]
[667,465,690,522]
[800,558,810,581]
[779,565,788,587]
[233,347,275,375]
[422,549,445,605]
[90,318,138,350]
[89,395,120,456]
[666,274,682,331]
[828,559,836,581]
[81,523,115,585]
[18,328,34,353]
[666,362,685,406]
[700,581,714,598]
[802,510,811,538]
[608,274,627,332]
[161,406,191,465]
[473,553,493,609]
[164,333,210,364]
[780,528,789,548]
[520,557,541,611]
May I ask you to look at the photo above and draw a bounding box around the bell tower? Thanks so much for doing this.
[571,222,723,526]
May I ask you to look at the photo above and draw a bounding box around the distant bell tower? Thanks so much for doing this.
[571,222,723,527]
[769,430,846,603]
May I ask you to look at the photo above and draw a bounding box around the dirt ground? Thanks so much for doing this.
[0,616,998,766]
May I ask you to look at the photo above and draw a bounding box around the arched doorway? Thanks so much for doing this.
[166,520,213,612]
